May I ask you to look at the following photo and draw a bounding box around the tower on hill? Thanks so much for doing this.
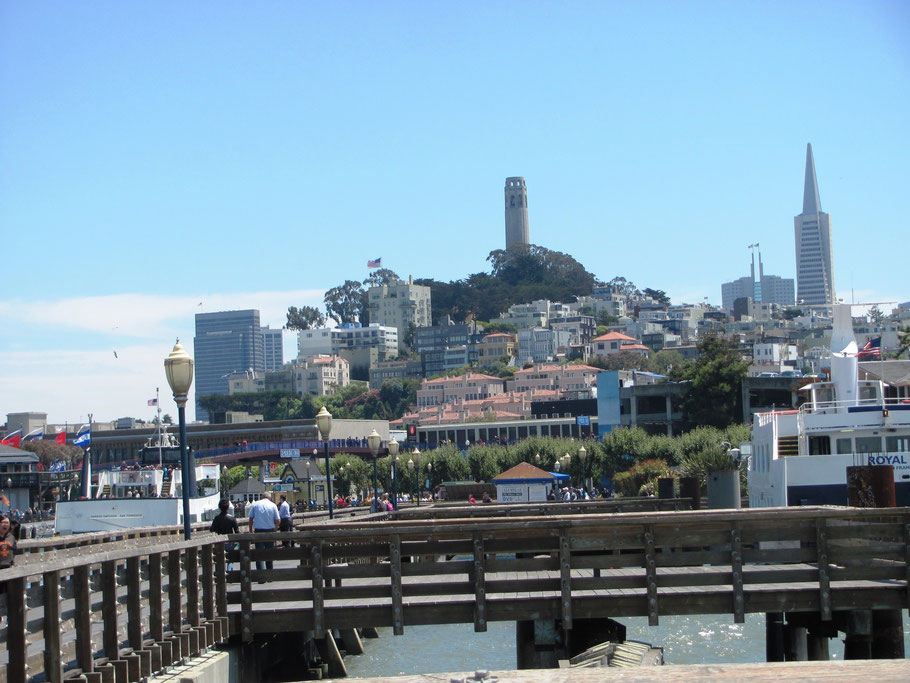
[504,177,530,249]
[794,144,835,307]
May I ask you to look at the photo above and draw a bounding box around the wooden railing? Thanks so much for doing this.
[395,497,694,519]
[0,536,230,683]
[228,506,910,640]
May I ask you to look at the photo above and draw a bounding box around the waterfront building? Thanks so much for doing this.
[794,143,835,307]
[504,176,530,248]
[366,277,431,351]
[195,310,264,422]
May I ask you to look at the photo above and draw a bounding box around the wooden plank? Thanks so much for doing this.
[559,527,572,630]
[389,534,404,635]
[43,570,63,683]
[643,524,658,626]
[311,539,326,637]
[731,522,744,624]
[239,540,253,643]
[186,547,200,627]
[101,560,119,660]
[906,520,910,609]
[73,564,95,675]
[148,552,164,642]
[167,550,182,635]
[126,556,143,649]
[816,518,832,621]
[214,542,228,619]
[472,531,487,633]
[201,543,215,621]
[6,577,28,683]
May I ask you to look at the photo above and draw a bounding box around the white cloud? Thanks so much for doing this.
[0,289,325,424]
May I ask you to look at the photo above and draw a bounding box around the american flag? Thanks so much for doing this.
[148,398,158,406]
[856,337,882,359]
[367,257,382,268]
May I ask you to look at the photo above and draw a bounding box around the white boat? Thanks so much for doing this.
[55,423,223,534]
[747,304,910,507]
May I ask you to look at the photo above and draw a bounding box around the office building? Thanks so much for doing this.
[261,326,283,372]
[794,144,835,307]
[504,177,530,248]
[721,249,794,311]
[194,310,264,422]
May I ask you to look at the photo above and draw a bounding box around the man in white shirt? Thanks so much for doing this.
[248,491,280,574]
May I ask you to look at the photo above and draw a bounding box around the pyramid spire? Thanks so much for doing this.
[802,142,822,214]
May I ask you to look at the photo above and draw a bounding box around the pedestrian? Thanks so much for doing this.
[0,514,16,569]
[247,492,280,580]
[278,494,293,547]
[209,499,239,571]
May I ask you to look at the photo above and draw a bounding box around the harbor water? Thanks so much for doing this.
[345,613,910,678]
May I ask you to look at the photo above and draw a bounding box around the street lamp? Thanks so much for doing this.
[315,406,334,519]
[164,339,194,540]
[368,429,381,512]
[578,445,588,494]
[411,448,421,506]
[534,453,541,465]
[407,456,415,505]
[221,465,228,497]
[388,439,400,511]
[426,461,433,501]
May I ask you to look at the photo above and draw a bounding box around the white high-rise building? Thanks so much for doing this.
[366,277,431,350]
[794,144,835,307]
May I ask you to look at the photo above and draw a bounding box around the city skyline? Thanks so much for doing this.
[2,2,908,423]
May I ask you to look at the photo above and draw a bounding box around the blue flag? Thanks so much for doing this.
[74,424,91,447]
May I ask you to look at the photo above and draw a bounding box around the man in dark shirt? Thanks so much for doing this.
[209,499,239,570]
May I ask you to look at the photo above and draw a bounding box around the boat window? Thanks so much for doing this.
[855,437,882,454]
[808,436,831,455]
[886,436,909,453]
[836,438,853,455]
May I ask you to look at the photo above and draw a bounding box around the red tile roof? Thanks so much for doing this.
[592,331,636,342]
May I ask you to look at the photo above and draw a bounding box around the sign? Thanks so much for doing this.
[497,485,527,503]
[576,416,591,427]
[280,448,300,459]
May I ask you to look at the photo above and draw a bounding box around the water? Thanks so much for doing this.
[344,613,910,678]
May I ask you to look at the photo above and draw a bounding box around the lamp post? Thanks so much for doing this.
[534,453,541,466]
[368,429,381,512]
[388,439,400,510]
[315,406,334,519]
[221,465,228,497]
[426,461,433,501]
[309,449,317,509]
[407,456,415,505]
[578,445,588,494]
[164,339,194,540]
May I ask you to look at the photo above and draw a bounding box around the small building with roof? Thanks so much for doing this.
[492,462,564,503]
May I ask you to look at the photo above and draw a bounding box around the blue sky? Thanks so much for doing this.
[2,1,908,424]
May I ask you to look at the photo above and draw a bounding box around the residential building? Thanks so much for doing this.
[415,318,481,376]
[227,370,265,395]
[497,299,571,329]
[369,359,424,389]
[517,328,572,364]
[753,342,799,366]
[297,328,334,359]
[506,364,600,396]
[261,326,284,372]
[294,355,350,396]
[476,333,517,367]
[590,331,644,360]
[194,310,264,422]
[416,372,505,408]
[331,323,399,376]
[795,143,835,307]
[504,176,530,248]
[366,277,431,350]
[549,314,596,344]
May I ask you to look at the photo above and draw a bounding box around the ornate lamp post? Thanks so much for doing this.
[407,456,415,505]
[578,445,588,494]
[164,339,194,540]
[315,406,334,519]
[534,453,541,466]
[426,461,433,501]
[368,429,381,512]
[388,439,400,510]
[411,448,421,506]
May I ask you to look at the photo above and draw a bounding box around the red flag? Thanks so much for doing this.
[55,431,66,445]
[0,494,9,506]
[1,433,21,448]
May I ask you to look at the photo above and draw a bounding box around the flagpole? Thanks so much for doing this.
[80,415,93,498]
[157,387,163,467]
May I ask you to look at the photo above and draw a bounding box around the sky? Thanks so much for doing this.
[2,1,908,425]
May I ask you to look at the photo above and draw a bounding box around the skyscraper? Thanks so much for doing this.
[721,248,794,311]
[194,310,264,421]
[504,177,530,248]
[794,144,835,307]
[261,326,283,372]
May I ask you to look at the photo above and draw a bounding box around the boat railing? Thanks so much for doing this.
[800,397,893,415]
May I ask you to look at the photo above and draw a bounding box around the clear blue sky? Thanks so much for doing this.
[2,1,908,423]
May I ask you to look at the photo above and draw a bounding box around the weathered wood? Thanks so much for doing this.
[389,533,404,635]
[239,540,253,643]
[472,531,487,633]
[186,547,200,627]
[73,564,95,675]
[558,527,573,630]
[816,518,832,621]
[126,556,143,649]
[731,522,745,624]
[100,560,119,660]
[147,552,164,642]
[167,550,182,636]
[643,524,658,626]
[311,539,326,637]
[214,542,228,619]
[42,570,63,683]
[200,544,215,621]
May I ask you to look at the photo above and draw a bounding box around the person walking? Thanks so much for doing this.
[278,494,293,547]
[0,514,16,570]
[209,499,239,571]
[247,492,280,580]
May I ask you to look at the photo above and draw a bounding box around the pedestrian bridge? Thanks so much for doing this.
[1,501,909,682]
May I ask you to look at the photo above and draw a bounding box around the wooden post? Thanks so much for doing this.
[844,610,873,660]
[657,477,675,499]
[186,547,200,628]
[766,612,785,662]
[101,560,120,662]
[126,557,143,650]
[73,565,95,676]
[201,543,215,622]
[43,570,63,683]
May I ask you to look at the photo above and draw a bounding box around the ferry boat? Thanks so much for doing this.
[55,425,223,534]
[747,304,910,507]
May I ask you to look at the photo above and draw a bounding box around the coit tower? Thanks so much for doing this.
[504,177,530,249]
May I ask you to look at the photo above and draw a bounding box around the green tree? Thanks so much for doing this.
[647,349,684,375]
[868,304,885,326]
[782,307,802,321]
[898,326,910,358]
[678,334,749,428]
[324,280,366,325]
[285,305,326,330]
[642,288,671,305]
[588,351,648,371]
[362,268,400,288]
